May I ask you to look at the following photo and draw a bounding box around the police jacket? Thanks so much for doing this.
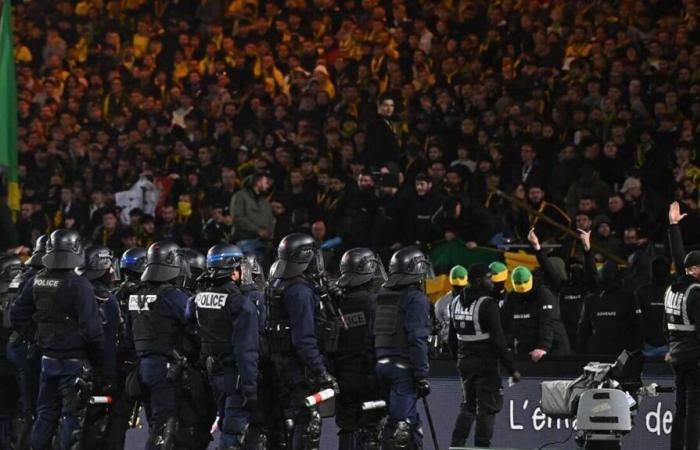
[112,278,140,359]
[4,267,38,338]
[127,281,189,357]
[664,274,700,364]
[374,285,430,378]
[192,280,259,397]
[501,283,571,356]
[240,283,267,357]
[93,280,120,380]
[578,286,643,355]
[448,286,515,375]
[266,277,326,375]
[11,268,104,363]
[335,286,376,363]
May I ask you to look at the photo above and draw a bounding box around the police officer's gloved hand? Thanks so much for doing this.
[414,377,430,398]
[317,371,340,394]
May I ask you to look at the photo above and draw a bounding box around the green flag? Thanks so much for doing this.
[0,0,19,218]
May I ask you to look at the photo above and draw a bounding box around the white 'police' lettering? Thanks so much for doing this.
[34,278,60,288]
[342,311,367,328]
[596,311,616,317]
[128,295,157,311]
[195,292,228,309]
[513,314,531,319]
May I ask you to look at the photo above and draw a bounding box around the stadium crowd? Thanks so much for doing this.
[3,1,700,286]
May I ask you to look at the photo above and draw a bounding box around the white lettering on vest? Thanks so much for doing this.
[513,314,531,320]
[596,311,616,317]
[128,295,157,311]
[342,311,367,328]
[34,278,60,288]
[195,292,228,309]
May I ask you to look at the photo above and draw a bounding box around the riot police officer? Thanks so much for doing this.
[183,248,206,294]
[448,264,520,448]
[190,243,259,450]
[10,229,105,450]
[267,233,338,450]
[6,235,47,450]
[374,247,431,450]
[666,201,700,450]
[127,241,193,449]
[334,248,384,450]
[75,245,121,448]
[0,255,22,448]
[108,246,146,449]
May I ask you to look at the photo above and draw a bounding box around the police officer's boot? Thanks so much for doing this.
[387,421,411,450]
[360,426,381,450]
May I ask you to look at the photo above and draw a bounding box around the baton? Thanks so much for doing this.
[89,396,113,405]
[422,397,440,450]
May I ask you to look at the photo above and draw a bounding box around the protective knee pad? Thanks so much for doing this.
[389,421,412,450]
[302,410,321,450]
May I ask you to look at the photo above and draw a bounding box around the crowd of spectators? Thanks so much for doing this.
[7,0,700,273]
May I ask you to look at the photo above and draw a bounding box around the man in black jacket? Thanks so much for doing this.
[635,256,672,357]
[401,173,443,247]
[666,201,700,450]
[448,264,520,448]
[365,97,401,169]
[577,261,644,355]
[501,266,571,360]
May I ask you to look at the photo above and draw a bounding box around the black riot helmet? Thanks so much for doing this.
[383,247,430,288]
[184,248,206,280]
[206,243,243,279]
[27,234,49,267]
[141,241,187,283]
[0,255,23,294]
[76,245,114,281]
[42,229,85,270]
[337,247,386,288]
[271,233,323,279]
[120,247,147,276]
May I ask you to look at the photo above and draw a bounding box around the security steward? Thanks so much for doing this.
[501,266,571,361]
[266,232,339,450]
[448,264,521,448]
[577,261,643,355]
[374,247,431,450]
[190,243,259,450]
[10,229,105,450]
[108,246,146,449]
[127,241,192,449]
[434,265,468,346]
[6,234,47,450]
[75,245,121,448]
[666,201,700,450]
[334,247,384,450]
[0,255,22,448]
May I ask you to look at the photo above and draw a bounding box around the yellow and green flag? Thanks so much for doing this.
[0,0,19,220]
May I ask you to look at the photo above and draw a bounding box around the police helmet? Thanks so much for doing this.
[184,248,206,278]
[141,241,185,282]
[383,247,430,288]
[337,248,386,288]
[206,244,243,278]
[271,233,322,279]
[244,254,265,286]
[76,245,114,280]
[120,247,147,275]
[42,229,85,270]
[27,234,49,267]
[0,255,23,294]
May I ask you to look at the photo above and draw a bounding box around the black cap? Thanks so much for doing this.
[684,251,700,268]
[415,173,430,182]
[468,263,491,283]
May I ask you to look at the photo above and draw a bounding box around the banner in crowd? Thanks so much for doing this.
[0,0,20,218]
[125,376,675,450]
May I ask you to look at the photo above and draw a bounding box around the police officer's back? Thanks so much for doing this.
[266,233,338,450]
[577,261,643,355]
[0,254,22,449]
[448,264,520,448]
[191,243,258,449]
[10,229,105,450]
[334,248,383,449]
[374,247,431,449]
[127,241,191,449]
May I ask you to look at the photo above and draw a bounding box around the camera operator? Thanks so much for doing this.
[666,201,700,450]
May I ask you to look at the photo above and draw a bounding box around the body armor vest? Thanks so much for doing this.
[128,283,181,355]
[241,285,268,358]
[665,281,700,332]
[374,290,408,349]
[2,270,29,330]
[449,295,491,342]
[194,283,236,359]
[337,290,372,356]
[32,270,78,345]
